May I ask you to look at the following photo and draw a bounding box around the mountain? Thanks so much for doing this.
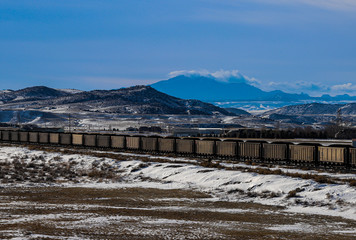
[57,89,84,94]
[259,103,356,125]
[0,86,71,103]
[320,94,356,101]
[151,75,266,101]
[151,75,356,103]
[262,90,311,101]
[151,75,311,101]
[0,85,235,116]
[262,103,343,116]
[223,108,251,116]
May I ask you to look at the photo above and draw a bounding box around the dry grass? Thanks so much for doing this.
[287,188,305,198]
[0,187,355,239]
[0,150,123,184]
[3,143,355,187]
[0,143,356,239]
[349,179,356,187]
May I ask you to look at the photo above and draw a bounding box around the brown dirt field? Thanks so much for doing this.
[0,187,355,240]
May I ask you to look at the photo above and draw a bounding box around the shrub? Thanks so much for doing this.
[287,187,304,198]
[287,190,298,198]
[349,180,356,187]
[269,191,281,198]
[247,192,258,198]
[227,189,244,194]
[88,169,106,178]
[200,161,221,169]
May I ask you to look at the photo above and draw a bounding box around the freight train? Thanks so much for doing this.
[0,130,355,169]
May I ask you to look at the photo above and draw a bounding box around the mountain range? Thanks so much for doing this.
[151,75,356,102]
[0,85,235,116]
[259,103,356,125]
[1,84,355,127]
[261,102,356,116]
[0,86,71,103]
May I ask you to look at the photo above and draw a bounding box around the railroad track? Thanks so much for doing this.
[0,130,355,170]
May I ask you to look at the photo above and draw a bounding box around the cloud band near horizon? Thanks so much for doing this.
[167,69,356,97]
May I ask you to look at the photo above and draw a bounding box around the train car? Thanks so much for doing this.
[126,136,141,150]
[111,135,125,149]
[3,128,356,171]
[290,145,315,163]
[19,131,29,142]
[39,132,49,144]
[1,131,10,141]
[97,135,110,148]
[195,139,215,156]
[60,133,71,145]
[263,143,287,160]
[158,138,175,153]
[141,137,158,152]
[29,132,39,143]
[216,140,237,157]
[72,134,83,145]
[176,139,194,154]
[239,142,260,160]
[350,148,356,167]
[84,134,96,147]
[318,146,345,165]
[49,133,60,144]
[10,131,19,142]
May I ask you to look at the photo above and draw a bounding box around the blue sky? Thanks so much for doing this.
[1,0,356,96]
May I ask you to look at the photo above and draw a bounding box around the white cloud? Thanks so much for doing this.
[263,81,356,96]
[264,81,328,94]
[168,69,261,86]
[168,69,211,78]
[331,83,356,92]
[169,69,356,96]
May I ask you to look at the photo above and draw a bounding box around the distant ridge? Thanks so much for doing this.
[262,103,356,116]
[258,102,356,125]
[44,85,236,115]
[0,85,237,116]
[151,75,356,102]
[151,75,265,101]
[0,86,70,103]
[151,75,309,101]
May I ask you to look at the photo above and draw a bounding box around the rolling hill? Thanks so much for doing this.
[0,85,236,116]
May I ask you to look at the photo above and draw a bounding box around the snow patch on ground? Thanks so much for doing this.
[0,145,355,221]
[266,223,316,233]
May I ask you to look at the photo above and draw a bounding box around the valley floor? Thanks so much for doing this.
[0,144,355,239]
[1,187,356,240]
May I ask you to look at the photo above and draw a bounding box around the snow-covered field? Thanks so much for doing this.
[0,145,355,239]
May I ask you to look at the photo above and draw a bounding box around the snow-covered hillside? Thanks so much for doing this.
[0,86,71,103]
[262,103,356,116]
[0,85,234,116]
[0,145,355,221]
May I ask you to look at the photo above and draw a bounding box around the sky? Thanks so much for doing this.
[0,0,356,96]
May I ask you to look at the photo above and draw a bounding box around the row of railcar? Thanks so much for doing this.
[0,130,355,168]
